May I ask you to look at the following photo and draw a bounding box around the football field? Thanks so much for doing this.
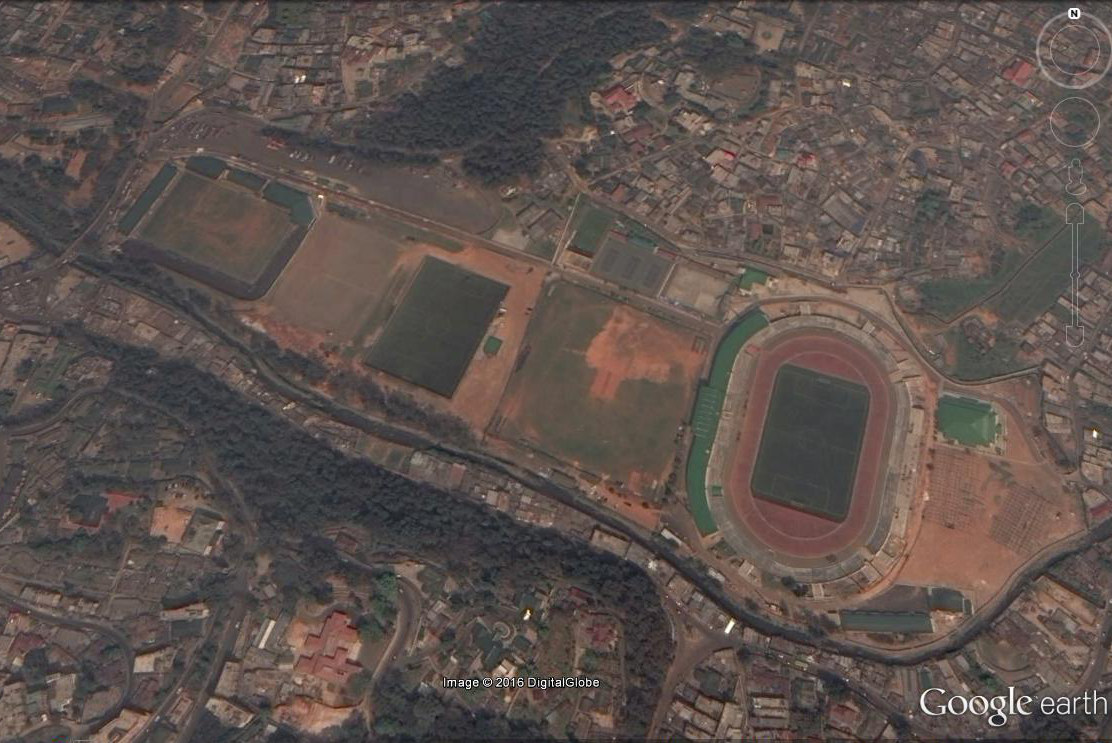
[750,364,870,522]
[366,257,508,397]
[140,171,295,284]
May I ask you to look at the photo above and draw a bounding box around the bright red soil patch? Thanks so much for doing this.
[725,330,893,559]
[585,305,682,401]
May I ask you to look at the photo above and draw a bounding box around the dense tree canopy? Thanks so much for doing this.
[354,2,675,182]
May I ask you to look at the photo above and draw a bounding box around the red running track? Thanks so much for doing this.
[724,330,893,559]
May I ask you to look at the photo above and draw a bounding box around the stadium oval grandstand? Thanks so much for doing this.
[688,304,923,598]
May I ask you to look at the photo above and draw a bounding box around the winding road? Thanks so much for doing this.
[335,552,423,695]
[0,586,136,735]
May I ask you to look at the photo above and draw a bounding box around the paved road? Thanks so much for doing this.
[170,601,249,743]
[145,107,503,235]
[335,554,422,679]
[751,291,1040,387]
[192,296,1112,668]
[369,577,421,689]
[145,2,238,125]
[1075,604,1112,693]
[138,107,1047,393]
[144,139,717,339]
[646,608,730,736]
[651,593,934,738]
[2,385,104,436]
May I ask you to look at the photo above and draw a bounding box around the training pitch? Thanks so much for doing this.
[366,257,508,397]
[140,171,295,285]
[750,364,870,522]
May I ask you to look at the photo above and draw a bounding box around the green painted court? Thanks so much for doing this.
[750,364,869,522]
[936,395,998,447]
[737,267,770,289]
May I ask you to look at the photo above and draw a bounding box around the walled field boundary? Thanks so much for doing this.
[936,394,999,448]
[119,157,316,300]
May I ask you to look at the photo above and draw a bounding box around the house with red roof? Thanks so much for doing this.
[294,611,362,687]
[1002,58,1035,87]
[600,84,638,115]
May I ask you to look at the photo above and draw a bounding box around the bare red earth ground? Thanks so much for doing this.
[725,330,893,558]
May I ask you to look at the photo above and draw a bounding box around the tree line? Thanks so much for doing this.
[0,79,144,256]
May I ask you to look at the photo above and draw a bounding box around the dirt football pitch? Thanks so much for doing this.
[140,171,295,284]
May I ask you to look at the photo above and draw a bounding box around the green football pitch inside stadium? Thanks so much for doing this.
[750,364,870,522]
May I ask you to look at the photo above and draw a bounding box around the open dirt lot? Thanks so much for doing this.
[149,506,191,544]
[438,248,545,430]
[262,212,407,343]
[0,220,33,264]
[896,445,1082,606]
[167,110,503,233]
[274,697,356,733]
[598,486,662,531]
[141,171,293,283]
[988,377,1045,465]
[208,18,253,67]
[662,263,729,316]
[495,281,706,491]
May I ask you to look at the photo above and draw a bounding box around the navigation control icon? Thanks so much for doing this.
[1066,158,1087,195]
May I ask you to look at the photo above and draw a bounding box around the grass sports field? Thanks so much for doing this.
[750,364,870,522]
[497,282,704,489]
[366,257,508,397]
[140,171,294,284]
[936,395,998,446]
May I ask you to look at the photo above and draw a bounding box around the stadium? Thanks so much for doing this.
[688,303,924,596]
